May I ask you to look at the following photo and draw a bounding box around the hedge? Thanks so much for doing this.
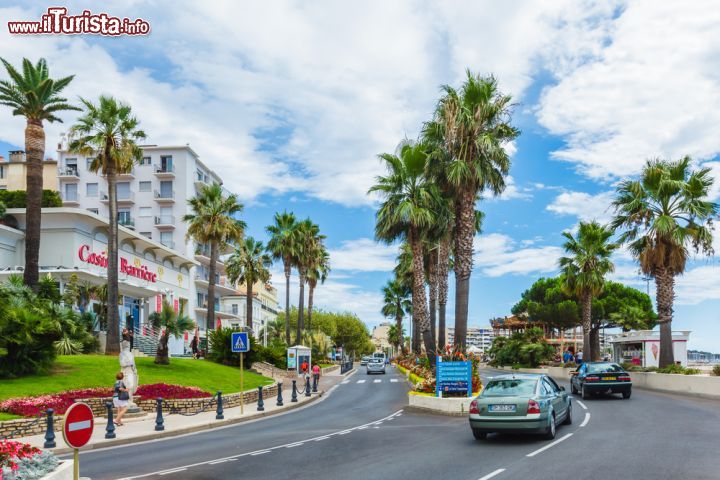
[0,190,62,208]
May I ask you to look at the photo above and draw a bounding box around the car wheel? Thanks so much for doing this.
[543,412,556,440]
[622,390,631,399]
[581,385,590,399]
[472,428,487,440]
[570,382,578,395]
[562,403,572,425]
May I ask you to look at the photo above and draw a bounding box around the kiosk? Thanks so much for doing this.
[287,345,312,374]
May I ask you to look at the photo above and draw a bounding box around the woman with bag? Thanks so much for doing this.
[113,372,130,426]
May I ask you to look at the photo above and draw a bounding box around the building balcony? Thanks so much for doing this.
[154,215,176,229]
[194,173,211,191]
[154,190,175,204]
[101,191,135,204]
[154,164,176,178]
[194,273,237,295]
[118,217,135,229]
[102,170,135,180]
[57,167,80,180]
[61,192,80,206]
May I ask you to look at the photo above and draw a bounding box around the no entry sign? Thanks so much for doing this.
[62,402,94,449]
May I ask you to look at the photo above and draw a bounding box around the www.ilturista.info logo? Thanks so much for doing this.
[8,7,150,36]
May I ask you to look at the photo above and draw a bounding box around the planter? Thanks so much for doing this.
[495,366,549,375]
[407,393,475,416]
[39,460,72,480]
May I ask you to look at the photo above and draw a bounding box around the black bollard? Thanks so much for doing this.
[305,376,311,397]
[43,409,56,449]
[154,398,165,431]
[105,402,116,439]
[216,391,224,420]
[312,374,318,393]
[257,386,265,411]
[276,382,283,407]
[291,380,298,403]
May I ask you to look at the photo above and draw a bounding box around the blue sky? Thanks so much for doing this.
[1,1,719,351]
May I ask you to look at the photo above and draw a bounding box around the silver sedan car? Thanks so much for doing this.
[366,358,386,374]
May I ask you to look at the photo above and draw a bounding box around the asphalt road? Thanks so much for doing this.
[74,366,720,480]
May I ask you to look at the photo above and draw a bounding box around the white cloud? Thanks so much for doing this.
[327,238,397,272]
[546,190,615,223]
[474,233,563,277]
[704,161,720,202]
[538,0,720,180]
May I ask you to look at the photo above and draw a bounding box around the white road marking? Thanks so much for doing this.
[390,379,398,383]
[119,409,404,480]
[526,433,573,457]
[68,420,91,432]
[337,430,352,435]
[250,451,270,456]
[373,379,382,383]
[580,412,591,427]
[341,380,349,384]
[209,459,228,465]
[357,426,368,430]
[478,468,506,480]
[357,379,366,384]
[576,400,588,410]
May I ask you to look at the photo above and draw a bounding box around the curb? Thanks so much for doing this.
[403,405,468,417]
[51,392,324,455]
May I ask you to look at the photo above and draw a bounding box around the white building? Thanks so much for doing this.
[221,282,279,346]
[54,143,243,335]
[611,330,690,367]
[447,326,495,352]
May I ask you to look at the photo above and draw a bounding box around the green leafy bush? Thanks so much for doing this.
[207,327,285,368]
[656,364,701,375]
[0,200,6,219]
[0,189,62,208]
[487,327,554,368]
[713,364,720,376]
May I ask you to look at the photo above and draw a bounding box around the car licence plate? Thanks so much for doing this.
[489,404,516,412]
[604,376,616,381]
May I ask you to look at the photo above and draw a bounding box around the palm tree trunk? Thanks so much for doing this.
[437,236,450,350]
[284,262,291,345]
[105,153,120,355]
[296,272,305,345]
[428,247,438,350]
[395,300,403,355]
[410,229,434,366]
[308,283,315,333]
[155,332,169,365]
[453,190,475,351]
[581,291,592,362]
[23,120,45,291]
[656,267,676,368]
[206,240,218,332]
[246,281,253,329]
[590,325,601,361]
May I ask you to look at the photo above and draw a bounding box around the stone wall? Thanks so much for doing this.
[0,414,62,439]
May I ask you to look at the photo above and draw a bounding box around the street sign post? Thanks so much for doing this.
[62,402,94,480]
[435,356,473,398]
[231,332,250,414]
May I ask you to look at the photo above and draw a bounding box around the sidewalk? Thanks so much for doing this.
[18,368,354,455]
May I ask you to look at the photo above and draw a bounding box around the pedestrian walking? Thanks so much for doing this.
[190,335,199,359]
[301,360,309,374]
[113,372,130,426]
[312,363,321,387]
[576,349,584,365]
[563,349,573,364]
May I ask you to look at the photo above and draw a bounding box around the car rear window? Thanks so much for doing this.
[587,363,624,374]
[482,379,537,397]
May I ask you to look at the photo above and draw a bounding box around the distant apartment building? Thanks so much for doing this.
[221,281,279,345]
[372,322,394,354]
[0,151,58,191]
[446,326,495,352]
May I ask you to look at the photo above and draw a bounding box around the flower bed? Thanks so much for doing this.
[0,439,58,480]
[395,348,482,397]
[0,384,211,418]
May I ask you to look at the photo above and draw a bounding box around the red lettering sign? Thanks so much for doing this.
[156,295,162,312]
[77,244,157,283]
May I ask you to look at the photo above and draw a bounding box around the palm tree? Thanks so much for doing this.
[149,300,194,365]
[293,219,325,345]
[0,58,78,290]
[226,236,273,330]
[369,141,440,364]
[266,211,298,345]
[306,245,330,334]
[184,184,245,332]
[424,71,519,350]
[381,278,411,354]
[558,221,617,362]
[612,157,717,367]
[262,318,285,343]
[68,96,145,355]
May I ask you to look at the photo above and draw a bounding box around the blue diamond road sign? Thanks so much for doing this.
[231,332,249,353]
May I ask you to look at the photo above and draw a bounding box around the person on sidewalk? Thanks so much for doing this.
[190,334,199,359]
[312,363,321,388]
[576,349,584,365]
[113,372,130,426]
[301,360,309,374]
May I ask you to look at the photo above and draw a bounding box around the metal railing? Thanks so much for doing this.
[58,166,79,177]
[155,164,175,174]
[154,190,175,200]
[154,215,175,225]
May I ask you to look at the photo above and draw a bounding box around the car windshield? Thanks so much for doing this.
[369,359,382,364]
[482,379,537,397]
[587,363,624,374]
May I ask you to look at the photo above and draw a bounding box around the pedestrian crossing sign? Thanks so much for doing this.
[231,332,250,353]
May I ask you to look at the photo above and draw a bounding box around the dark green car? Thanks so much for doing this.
[469,374,572,440]
[570,362,632,399]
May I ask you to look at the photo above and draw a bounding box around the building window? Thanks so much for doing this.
[87,208,99,214]
[140,232,152,239]
[86,158,94,169]
[86,183,98,197]
[139,181,152,192]
[118,210,132,225]
[160,231,173,248]
[0,165,5,179]
[232,304,238,315]
[139,207,152,217]
[117,182,131,200]
[140,156,151,166]
[160,155,173,171]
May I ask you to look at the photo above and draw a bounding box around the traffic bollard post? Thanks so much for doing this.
[276,382,283,406]
[216,391,224,420]
[312,374,318,393]
[305,376,311,397]
[291,380,298,403]
[105,402,116,439]
[154,398,165,431]
[257,386,265,411]
[43,409,56,449]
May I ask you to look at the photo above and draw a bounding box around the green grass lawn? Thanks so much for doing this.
[0,412,21,421]
[0,355,274,401]
[319,363,335,368]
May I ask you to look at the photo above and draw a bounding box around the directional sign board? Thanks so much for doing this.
[63,402,94,449]
[231,331,250,353]
[436,357,473,397]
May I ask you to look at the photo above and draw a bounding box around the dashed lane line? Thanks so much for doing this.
[576,400,587,410]
[250,451,270,456]
[478,468,506,480]
[157,468,187,476]
[526,433,573,458]
[580,413,591,427]
[374,379,382,383]
[390,379,398,382]
[357,379,366,384]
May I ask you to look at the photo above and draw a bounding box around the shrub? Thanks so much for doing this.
[656,364,701,375]
[0,200,5,219]
[564,361,577,368]
[486,327,554,367]
[713,364,720,376]
[207,327,281,368]
[0,190,62,209]
[1,440,58,480]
